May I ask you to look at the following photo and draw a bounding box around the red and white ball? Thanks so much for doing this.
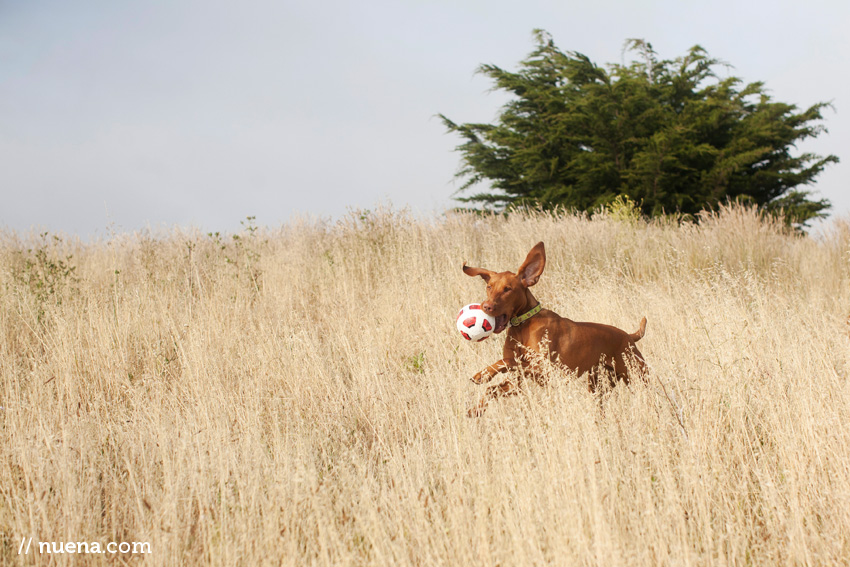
[456,303,496,342]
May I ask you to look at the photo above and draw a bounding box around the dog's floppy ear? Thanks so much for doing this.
[517,242,545,287]
[463,264,494,282]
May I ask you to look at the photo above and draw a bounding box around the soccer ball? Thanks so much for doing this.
[456,303,496,342]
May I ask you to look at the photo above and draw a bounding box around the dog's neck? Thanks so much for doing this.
[514,288,539,319]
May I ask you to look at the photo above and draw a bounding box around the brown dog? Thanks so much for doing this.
[463,241,647,416]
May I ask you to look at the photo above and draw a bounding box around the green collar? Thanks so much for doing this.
[510,303,542,327]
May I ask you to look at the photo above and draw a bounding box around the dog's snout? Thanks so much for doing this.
[481,301,495,315]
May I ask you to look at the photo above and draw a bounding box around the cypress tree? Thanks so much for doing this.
[441,31,838,224]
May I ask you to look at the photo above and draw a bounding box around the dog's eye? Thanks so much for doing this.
[504,286,512,292]
[486,285,492,291]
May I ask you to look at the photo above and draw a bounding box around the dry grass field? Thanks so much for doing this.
[2,205,850,566]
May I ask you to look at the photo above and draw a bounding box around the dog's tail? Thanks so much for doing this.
[630,317,647,342]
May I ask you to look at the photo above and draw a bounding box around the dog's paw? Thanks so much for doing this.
[471,371,484,384]
[467,405,486,418]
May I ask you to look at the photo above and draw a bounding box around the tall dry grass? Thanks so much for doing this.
[2,205,850,566]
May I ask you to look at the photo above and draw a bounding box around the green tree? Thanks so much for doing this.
[441,31,838,224]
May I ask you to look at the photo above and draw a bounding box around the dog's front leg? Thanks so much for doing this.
[468,379,520,417]
[472,358,517,384]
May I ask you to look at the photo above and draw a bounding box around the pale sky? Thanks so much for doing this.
[2,0,847,237]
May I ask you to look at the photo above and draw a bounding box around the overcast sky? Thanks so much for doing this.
[1,0,847,237]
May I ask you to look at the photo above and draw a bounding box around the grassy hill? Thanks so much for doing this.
[2,205,849,565]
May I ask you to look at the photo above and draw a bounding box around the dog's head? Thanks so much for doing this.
[462,242,545,334]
